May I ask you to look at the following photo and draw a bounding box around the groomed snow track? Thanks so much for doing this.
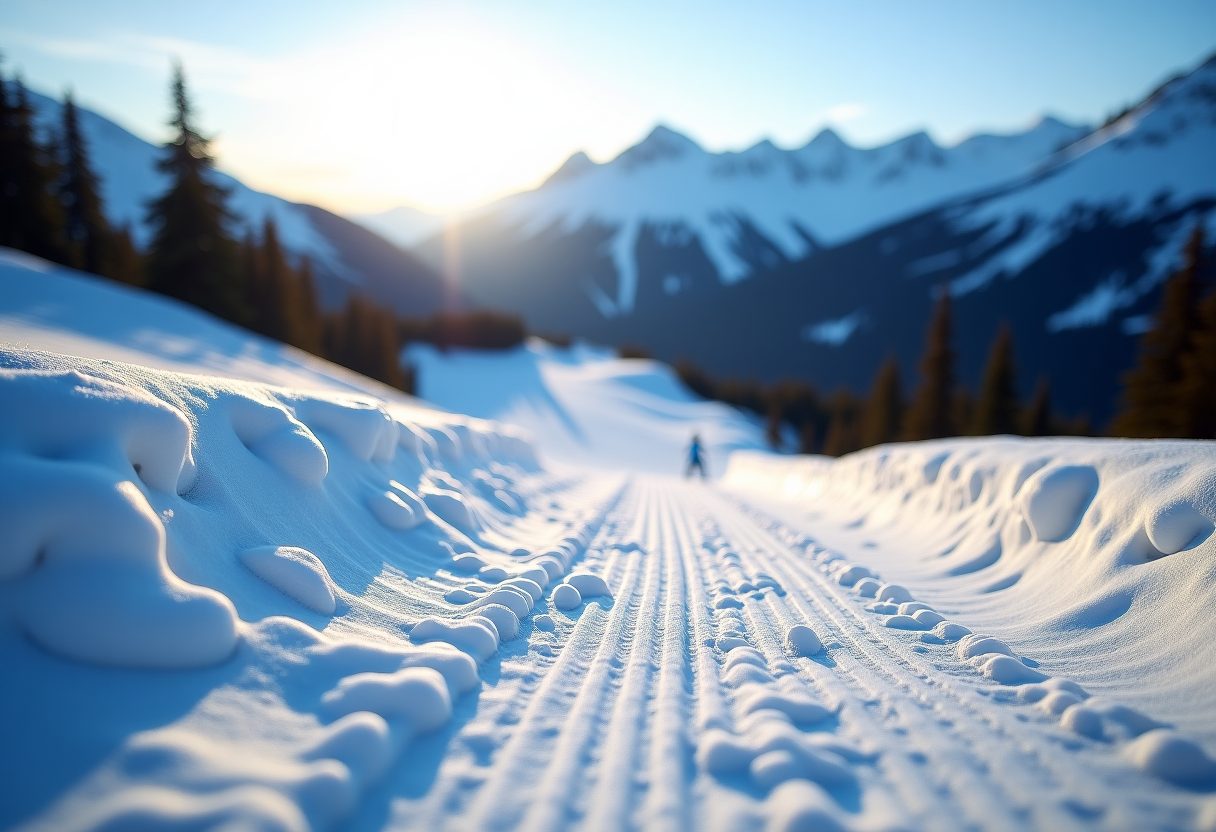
[388,477,1210,832]
[3,344,1213,832]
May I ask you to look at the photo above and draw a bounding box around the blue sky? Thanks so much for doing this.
[3,1,1214,215]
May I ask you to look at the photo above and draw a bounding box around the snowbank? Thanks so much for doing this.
[0,247,384,395]
[408,338,770,474]
[0,348,618,830]
[723,440,1216,749]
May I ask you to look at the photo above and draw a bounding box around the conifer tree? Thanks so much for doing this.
[292,257,323,355]
[248,218,295,343]
[0,72,67,261]
[1176,248,1216,438]
[765,402,784,451]
[324,295,405,390]
[798,420,817,455]
[822,391,862,457]
[860,356,903,447]
[954,387,975,437]
[106,225,144,285]
[972,324,1020,435]
[1112,228,1204,437]
[1023,377,1053,436]
[57,92,111,275]
[903,290,956,440]
[144,64,245,323]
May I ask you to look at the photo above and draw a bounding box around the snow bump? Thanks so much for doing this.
[239,545,337,615]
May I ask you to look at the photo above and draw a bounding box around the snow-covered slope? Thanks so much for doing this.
[408,339,771,474]
[5,248,1216,831]
[941,56,1216,306]
[26,92,448,314]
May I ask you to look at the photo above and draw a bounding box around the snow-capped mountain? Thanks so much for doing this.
[471,116,1089,317]
[27,91,450,315]
[417,54,1216,423]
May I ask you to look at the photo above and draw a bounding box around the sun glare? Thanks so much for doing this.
[218,7,645,216]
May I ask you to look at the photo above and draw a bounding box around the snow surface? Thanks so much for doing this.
[4,247,1216,831]
[724,443,1216,750]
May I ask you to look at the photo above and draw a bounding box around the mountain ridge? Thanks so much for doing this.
[410,53,1216,424]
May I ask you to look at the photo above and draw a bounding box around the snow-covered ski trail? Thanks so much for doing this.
[372,475,1205,832]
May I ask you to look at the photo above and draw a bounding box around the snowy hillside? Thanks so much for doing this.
[0,248,766,470]
[4,250,1216,831]
[26,92,449,315]
[408,339,771,474]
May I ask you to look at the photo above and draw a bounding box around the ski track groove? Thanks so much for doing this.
[389,476,1184,831]
[718,489,1165,831]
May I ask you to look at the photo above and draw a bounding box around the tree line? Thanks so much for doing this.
[0,61,525,393]
[676,226,1213,453]
[675,301,1090,457]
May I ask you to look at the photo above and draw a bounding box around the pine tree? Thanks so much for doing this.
[107,225,144,285]
[903,290,956,440]
[144,63,245,323]
[798,420,817,454]
[1176,252,1216,438]
[765,401,784,451]
[324,295,405,390]
[1112,228,1204,437]
[822,391,862,457]
[954,387,975,437]
[57,92,111,275]
[1023,377,1053,436]
[248,218,295,343]
[972,324,1020,435]
[293,257,323,355]
[860,356,903,447]
[0,72,67,261]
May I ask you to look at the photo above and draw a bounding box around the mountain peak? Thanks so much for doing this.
[614,125,703,171]
[544,151,598,186]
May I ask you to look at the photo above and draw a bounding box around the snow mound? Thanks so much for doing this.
[0,368,236,668]
[239,546,337,615]
[724,437,1216,754]
[0,345,627,830]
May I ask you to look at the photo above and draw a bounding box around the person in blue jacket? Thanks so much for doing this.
[686,433,708,479]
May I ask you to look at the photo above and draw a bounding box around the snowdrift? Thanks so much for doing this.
[0,349,621,830]
[408,338,770,474]
[723,440,1216,754]
[0,247,385,395]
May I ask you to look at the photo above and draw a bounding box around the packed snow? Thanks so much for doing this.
[3,248,1216,831]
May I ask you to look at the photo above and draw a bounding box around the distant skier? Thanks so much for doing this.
[686,433,708,480]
